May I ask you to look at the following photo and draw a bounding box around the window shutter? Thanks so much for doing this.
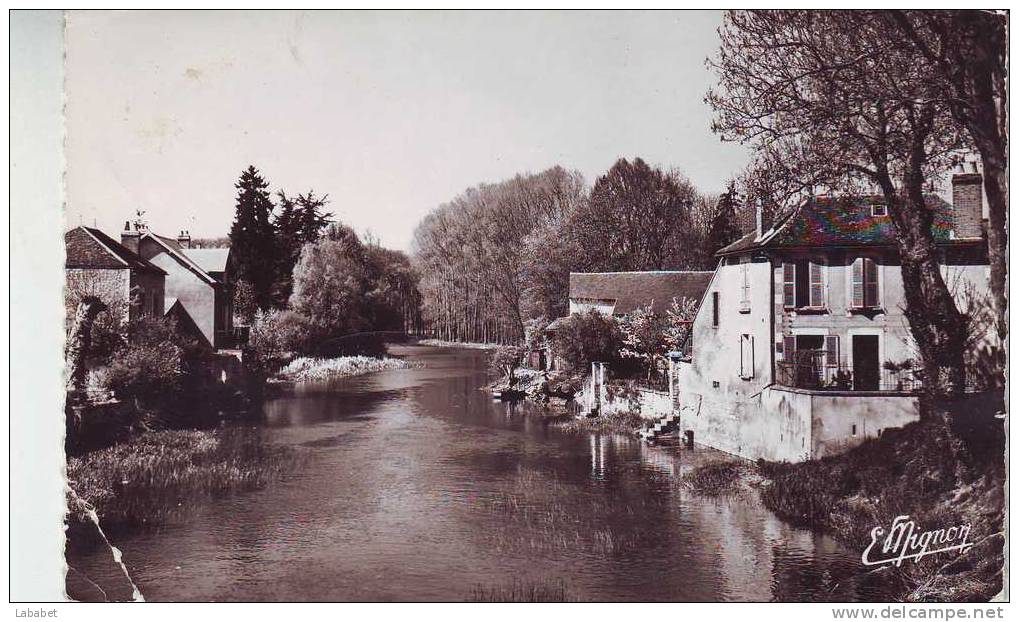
[825,335,839,368]
[783,335,796,362]
[740,334,755,379]
[809,261,824,307]
[783,263,796,308]
[851,258,864,308]
[741,263,750,306]
[864,258,880,307]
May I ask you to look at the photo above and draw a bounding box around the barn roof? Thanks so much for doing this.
[64,226,165,274]
[569,271,714,315]
[717,195,966,255]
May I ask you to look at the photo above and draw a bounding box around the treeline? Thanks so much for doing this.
[228,165,422,356]
[411,158,744,344]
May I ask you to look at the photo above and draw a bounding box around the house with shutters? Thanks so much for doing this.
[672,168,992,461]
[119,222,237,349]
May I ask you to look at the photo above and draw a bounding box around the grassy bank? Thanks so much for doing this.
[683,400,1004,602]
[66,428,302,529]
[552,410,645,437]
[275,355,412,382]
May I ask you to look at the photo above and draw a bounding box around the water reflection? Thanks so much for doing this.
[66,345,892,602]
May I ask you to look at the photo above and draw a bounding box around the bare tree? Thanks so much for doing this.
[708,10,972,400]
[883,10,1008,341]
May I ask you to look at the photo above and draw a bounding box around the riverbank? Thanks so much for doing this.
[416,338,500,350]
[66,428,303,530]
[682,405,1005,603]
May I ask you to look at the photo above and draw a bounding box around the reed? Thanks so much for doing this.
[66,428,302,529]
[467,578,574,602]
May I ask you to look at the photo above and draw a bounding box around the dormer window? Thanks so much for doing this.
[871,203,887,217]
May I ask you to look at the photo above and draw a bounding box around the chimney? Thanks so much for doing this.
[121,220,140,254]
[177,229,191,249]
[951,163,984,239]
[755,199,774,239]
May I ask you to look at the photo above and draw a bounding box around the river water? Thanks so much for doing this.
[66,345,893,602]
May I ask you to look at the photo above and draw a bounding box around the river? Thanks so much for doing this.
[66,345,893,602]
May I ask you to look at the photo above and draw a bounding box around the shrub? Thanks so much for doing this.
[249,308,313,360]
[548,310,622,373]
[490,345,525,384]
[106,340,184,408]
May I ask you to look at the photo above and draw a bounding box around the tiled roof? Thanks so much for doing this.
[65,226,165,274]
[569,271,714,315]
[717,195,963,255]
[184,248,231,274]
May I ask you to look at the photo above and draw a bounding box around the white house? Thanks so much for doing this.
[674,171,994,461]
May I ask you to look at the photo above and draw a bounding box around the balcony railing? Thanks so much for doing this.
[776,351,923,393]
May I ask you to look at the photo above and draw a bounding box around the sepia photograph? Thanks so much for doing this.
[8,8,1010,609]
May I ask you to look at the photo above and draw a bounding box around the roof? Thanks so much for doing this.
[65,226,165,274]
[142,232,219,285]
[717,195,965,255]
[183,248,231,274]
[569,271,714,315]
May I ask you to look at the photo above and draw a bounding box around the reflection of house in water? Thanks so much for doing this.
[674,169,994,461]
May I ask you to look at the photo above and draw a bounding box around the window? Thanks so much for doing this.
[739,257,751,312]
[784,260,826,309]
[711,292,719,328]
[851,257,881,308]
[739,334,755,379]
[871,203,887,217]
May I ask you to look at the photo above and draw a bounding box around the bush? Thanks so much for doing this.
[490,345,525,383]
[548,310,622,373]
[106,341,184,408]
[249,308,313,361]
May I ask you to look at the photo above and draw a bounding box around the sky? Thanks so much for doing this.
[65,10,751,251]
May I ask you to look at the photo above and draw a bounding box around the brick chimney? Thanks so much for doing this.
[177,230,191,249]
[121,220,140,254]
[755,199,774,239]
[951,162,984,239]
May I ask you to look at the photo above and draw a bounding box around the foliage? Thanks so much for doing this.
[248,308,313,362]
[759,402,1004,602]
[413,166,587,343]
[489,345,525,383]
[66,428,300,528]
[703,182,743,259]
[232,278,258,325]
[664,296,699,354]
[570,158,703,272]
[272,190,333,307]
[106,340,183,408]
[275,356,410,382]
[64,271,136,362]
[618,304,669,379]
[229,166,278,310]
[708,10,972,399]
[548,310,622,374]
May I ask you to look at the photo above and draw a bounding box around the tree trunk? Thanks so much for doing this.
[888,171,969,402]
[65,296,108,401]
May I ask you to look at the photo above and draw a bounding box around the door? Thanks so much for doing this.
[852,335,880,391]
